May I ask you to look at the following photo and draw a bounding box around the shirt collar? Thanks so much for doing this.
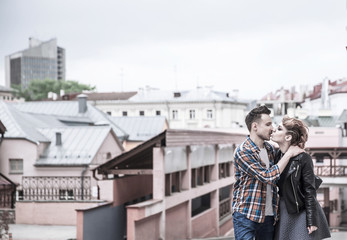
[246,136,273,153]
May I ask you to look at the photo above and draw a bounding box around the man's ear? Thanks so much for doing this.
[251,122,257,132]
[285,135,292,142]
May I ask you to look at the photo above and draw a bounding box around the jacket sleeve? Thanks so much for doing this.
[234,148,280,185]
[301,153,318,227]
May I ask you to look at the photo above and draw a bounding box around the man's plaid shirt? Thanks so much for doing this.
[232,136,280,223]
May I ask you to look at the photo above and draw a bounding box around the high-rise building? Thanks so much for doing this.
[5,38,65,89]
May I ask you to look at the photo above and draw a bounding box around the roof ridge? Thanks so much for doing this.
[0,101,29,139]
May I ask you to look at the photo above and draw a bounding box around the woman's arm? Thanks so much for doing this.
[301,153,318,229]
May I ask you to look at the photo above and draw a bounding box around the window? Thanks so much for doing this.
[189,110,195,119]
[17,190,24,201]
[174,92,181,98]
[191,166,210,188]
[316,155,324,163]
[165,171,182,196]
[204,166,210,183]
[191,168,197,188]
[192,193,211,217]
[122,111,128,116]
[59,189,74,200]
[197,167,203,186]
[172,110,178,120]
[156,110,161,116]
[219,185,231,220]
[219,162,230,179]
[9,159,23,174]
[139,111,145,116]
[207,109,213,119]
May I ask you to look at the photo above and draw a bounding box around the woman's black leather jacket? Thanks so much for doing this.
[276,152,317,227]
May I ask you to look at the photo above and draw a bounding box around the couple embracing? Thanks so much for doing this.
[232,105,331,240]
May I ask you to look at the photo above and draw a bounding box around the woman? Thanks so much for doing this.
[271,116,331,240]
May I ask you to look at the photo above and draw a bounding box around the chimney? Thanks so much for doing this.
[77,94,88,113]
[56,132,62,146]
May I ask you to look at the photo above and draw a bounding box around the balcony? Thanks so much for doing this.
[315,166,347,177]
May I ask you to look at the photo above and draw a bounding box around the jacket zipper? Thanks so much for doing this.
[295,165,300,177]
[291,174,299,213]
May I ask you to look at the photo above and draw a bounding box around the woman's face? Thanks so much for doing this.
[270,123,288,144]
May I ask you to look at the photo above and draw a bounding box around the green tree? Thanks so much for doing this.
[12,79,95,101]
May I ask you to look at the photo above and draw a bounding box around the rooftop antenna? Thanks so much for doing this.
[174,65,178,90]
[120,68,124,92]
[196,75,200,88]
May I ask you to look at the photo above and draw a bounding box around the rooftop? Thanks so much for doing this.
[110,116,167,141]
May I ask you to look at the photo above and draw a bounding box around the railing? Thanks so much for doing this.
[314,166,347,177]
[21,176,92,201]
[219,197,231,220]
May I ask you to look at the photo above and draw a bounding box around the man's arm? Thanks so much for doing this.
[234,148,280,185]
[234,145,304,184]
[276,146,305,173]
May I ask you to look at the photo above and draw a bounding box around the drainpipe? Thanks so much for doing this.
[81,166,88,200]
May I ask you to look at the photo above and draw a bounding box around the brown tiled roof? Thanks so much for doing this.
[260,88,302,101]
[84,92,137,101]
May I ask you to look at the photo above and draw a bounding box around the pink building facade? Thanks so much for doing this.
[0,100,125,225]
[76,129,246,240]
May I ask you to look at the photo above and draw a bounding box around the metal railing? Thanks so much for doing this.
[20,176,91,201]
[314,166,347,177]
[219,197,231,220]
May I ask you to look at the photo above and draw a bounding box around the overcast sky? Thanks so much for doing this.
[1,0,347,99]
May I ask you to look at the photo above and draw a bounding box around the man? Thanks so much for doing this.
[232,105,303,240]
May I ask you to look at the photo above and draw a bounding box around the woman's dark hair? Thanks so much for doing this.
[282,116,308,149]
[245,105,271,131]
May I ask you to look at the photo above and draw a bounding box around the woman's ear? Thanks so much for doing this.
[285,135,292,142]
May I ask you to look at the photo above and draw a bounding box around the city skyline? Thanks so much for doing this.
[1,0,347,99]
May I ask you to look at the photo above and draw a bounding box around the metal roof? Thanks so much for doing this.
[338,110,347,123]
[12,101,127,139]
[128,88,247,104]
[36,126,115,166]
[0,101,48,143]
[110,116,167,141]
[303,116,339,127]
[0,85,15,93]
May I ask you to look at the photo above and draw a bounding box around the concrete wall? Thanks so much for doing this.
[0,139,38,184]
[165,202,189,240]
[113,175,152,206]
[91,131,123,165]
[220,217,233,236]
[306,127,341,148]
[16,201,105,225]
[135,212,161,240]
[191,208,218,238]
[77,203,126,240]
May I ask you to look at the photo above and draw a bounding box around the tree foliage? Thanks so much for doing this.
[12,79,95,101]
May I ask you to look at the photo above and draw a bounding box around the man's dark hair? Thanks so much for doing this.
[245,105,271,131]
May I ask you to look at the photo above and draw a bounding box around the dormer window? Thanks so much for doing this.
[174,92,181,98]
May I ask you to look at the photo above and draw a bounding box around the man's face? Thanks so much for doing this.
[254,114,273,141]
